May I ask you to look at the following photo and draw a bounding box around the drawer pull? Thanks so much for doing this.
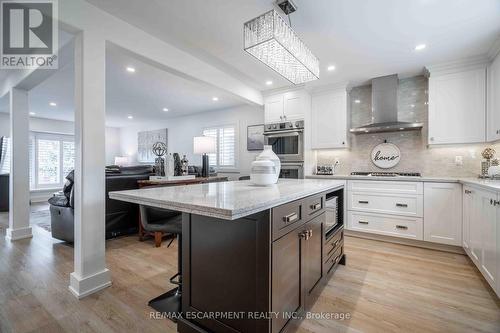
[358,200,369,204]
[396,203,408,208]
[395,225,408,230]
[310,203,321,210]
[464,190,472,194]
[358,220,369,225]
[283,212,299,223]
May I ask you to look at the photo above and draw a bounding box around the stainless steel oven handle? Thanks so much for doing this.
[264,131,301,138]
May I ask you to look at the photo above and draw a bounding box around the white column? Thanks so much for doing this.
[6,88,32,241]
[69,31,111,298]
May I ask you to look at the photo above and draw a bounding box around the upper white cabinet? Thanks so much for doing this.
[423,182,462,246]
[264,95,284,123]
[311,89,349,149]
[462,185,499,297]
[487,52,500,142]
[428,67,486,145]
[264,90,309,123]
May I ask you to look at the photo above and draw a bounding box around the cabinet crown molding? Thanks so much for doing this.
[425,55,490,77]
[262,85,307,97]
[487,35,500,61]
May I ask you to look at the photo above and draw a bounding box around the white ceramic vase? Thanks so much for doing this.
[250,160,276,186]
[256,145,281,183]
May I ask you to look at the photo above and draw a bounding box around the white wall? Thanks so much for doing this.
[119,105,264,179]
[0,113,121,165]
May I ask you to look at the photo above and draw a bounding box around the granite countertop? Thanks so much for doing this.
[307,175,500,192]
[109,179,345,220]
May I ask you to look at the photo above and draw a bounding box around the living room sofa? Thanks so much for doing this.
[49,165,154,242]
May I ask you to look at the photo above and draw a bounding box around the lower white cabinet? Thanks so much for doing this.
[463,185,499,296]
[348,211,423,240]
[423,182,462,246]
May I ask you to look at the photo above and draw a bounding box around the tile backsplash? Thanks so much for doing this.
[316,76,500,177]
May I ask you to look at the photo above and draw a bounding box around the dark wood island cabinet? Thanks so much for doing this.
[109,179,345,333]
[179,189,345,333]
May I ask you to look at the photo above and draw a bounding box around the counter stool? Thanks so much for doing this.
[140,205,183,320]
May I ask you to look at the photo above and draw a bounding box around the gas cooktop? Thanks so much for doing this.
[351,172,422,177]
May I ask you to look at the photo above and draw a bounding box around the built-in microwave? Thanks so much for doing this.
[264,120,304,162]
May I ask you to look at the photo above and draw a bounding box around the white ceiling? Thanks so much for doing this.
[86,0,500,90]
[0,41,247,128]
[2,0,499,127]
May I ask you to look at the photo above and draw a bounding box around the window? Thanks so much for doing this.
[202,125,237,170]
[0,137,11,174]
[30,133,75,189]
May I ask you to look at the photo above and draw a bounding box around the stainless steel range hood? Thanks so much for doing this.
[350,74,424,134]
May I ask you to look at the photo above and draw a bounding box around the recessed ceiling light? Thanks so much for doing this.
[415,44,426,51]
[354,99,361,104]
[49,102,57,106]
[212,97,219,101]
[265,80,273,85]
[410,104,415,108]
[127,115,133,119]
[163,108,169,112]
[327,65,336,71]
[126,67,136,73]
[29,112,36,116]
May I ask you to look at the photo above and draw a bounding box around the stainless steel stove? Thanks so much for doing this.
[351,172,422,177]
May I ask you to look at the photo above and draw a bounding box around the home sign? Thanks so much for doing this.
[371,143,401,169]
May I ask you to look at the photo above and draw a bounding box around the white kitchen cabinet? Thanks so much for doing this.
[264,94,284,123]
[423,183,462,246]
[311,89,348,149]
[487,52,500,142]
[462,185,498,296]
[264,90,309,124]
[428,68,486,144]
[283,91,305,121]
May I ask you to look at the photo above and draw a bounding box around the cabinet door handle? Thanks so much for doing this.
[495,200,500,206]
[299,231,308,240]
[396,225,408,230]
[283,212,298,223]
[358,220,369,225]
[396,203,408,208]
[358,200,369,204]
[464,190,472,194]
[491,199,494,205]
[310,203,321,210]
[308,229,313,238]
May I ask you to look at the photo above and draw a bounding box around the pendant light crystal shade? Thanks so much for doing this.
[244,10,319,85]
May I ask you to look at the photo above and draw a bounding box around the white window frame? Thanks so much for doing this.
[202,123,239,172]
[30,132,75,190]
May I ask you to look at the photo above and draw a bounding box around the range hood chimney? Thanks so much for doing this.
[350,74,423,134]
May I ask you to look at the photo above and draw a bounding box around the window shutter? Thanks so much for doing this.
[203,125,236,169]
[0,137,11,174]
[219,126,235,167]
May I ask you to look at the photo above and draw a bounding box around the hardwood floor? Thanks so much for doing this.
[0,211,499,333]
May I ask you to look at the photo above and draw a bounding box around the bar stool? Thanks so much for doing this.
[140,205,183,320]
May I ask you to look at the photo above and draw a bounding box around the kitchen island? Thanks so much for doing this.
[109,179,345,333]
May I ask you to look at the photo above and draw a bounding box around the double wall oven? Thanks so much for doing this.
[264,120,304,179]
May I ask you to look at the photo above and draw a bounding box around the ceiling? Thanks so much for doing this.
[86,0,500,90]
[2,0,499,127]
[0,42,247,128]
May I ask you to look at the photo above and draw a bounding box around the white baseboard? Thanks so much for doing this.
[5,226,33,241]
[69,269,112,299]
[345,229,465,254]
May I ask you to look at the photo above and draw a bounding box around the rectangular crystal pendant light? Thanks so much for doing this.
[244,10,320,85]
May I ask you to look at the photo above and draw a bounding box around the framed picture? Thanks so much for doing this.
[247,124,265,151]
[137,129,168,162]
